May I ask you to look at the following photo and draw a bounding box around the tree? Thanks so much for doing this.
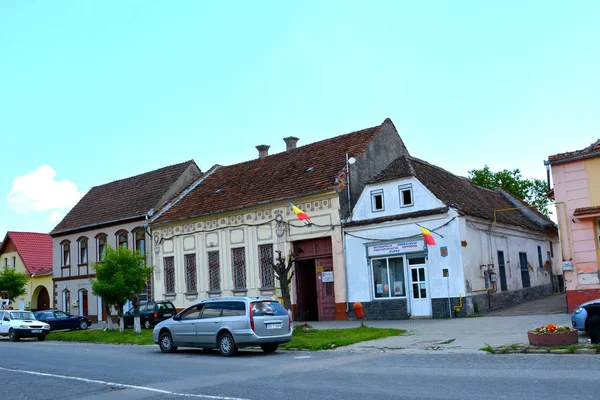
[271,250,294,311]
[90,246,152,333]
[0,266,28,304]
[468,165,553,217]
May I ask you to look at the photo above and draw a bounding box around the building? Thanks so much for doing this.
[0,232,53,311]
[547,140,600,312]
[344,155,561,319]
[50,161,202,322]
[149,119,408,320]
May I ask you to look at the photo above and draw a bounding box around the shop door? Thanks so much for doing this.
[316,257,335,321]
[409,263,431,317]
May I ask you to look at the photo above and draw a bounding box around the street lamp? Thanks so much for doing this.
[346,153,356,216]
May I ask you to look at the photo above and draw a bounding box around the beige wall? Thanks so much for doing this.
[0,251,52,310]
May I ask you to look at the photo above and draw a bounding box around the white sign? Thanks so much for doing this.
[321,271,334,282]
[367,240,425,257]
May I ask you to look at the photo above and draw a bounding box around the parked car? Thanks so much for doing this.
[0,310,51,341]
[118,300,177,329]
[34,310,92,331]
[153,296,292,357]
[571,298,600,332]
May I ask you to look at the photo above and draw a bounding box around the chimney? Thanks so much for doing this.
[256,144,270,159]
[283,136,299,150]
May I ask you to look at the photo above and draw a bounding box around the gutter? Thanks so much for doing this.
[50,215,146,237]
[545,151,600,166]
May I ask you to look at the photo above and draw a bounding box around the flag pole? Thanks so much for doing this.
[415,223,444,238]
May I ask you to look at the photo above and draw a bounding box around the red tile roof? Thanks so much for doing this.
[0,232,53,275]
[573,206,600,217]
[548,140,600,164]
[155,120,391,224]
[51,161,199,235]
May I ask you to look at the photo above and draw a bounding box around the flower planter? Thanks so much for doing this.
[527,329,579,346]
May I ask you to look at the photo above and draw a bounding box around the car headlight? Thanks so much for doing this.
[574,307,583,314]
[20,325,28,329]
[44,324,50,329]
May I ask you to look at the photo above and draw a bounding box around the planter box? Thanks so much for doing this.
[528,330,578,346]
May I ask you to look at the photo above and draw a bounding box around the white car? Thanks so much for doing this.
[0,310,51,341]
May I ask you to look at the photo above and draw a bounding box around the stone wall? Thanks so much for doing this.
[470,283,553,314]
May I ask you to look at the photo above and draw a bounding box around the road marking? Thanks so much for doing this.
[0,366,251,400]
[294,356,312,359]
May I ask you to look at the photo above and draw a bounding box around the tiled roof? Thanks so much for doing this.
[51,161,199,235]
[548,140,600,164]
[155,120,391,224]
[344,207,449,228]
[370,155,553,231]
[0,232,52,275]
[573,206,600,217]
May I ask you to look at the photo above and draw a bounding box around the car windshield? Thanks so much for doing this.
[10,311,35,320]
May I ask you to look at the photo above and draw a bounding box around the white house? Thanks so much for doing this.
[344,155,561,319]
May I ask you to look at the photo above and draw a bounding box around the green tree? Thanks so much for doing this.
[468,165,552,217]
[0,266,28,304]
[90,246,152,333]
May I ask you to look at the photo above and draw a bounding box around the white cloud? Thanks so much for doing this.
[48,210,63,223]
[7,165,85,214]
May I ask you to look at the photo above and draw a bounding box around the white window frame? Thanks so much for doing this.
[398,184,414,208]
[371,189,385,212]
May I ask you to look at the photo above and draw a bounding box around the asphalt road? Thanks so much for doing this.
[0,339,598,400]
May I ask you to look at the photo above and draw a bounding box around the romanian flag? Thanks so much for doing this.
[290,202,311,224]
[419,226,436,246]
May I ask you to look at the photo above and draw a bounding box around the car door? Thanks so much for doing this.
[170,305,203,346]
[0,312,6,334]
[54,311,71,330]
[196,303,223,346]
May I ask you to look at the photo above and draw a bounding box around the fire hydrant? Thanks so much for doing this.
[353,301,365,326]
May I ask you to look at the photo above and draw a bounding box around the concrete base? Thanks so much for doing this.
[346,299,408,320]
[471,284,553,314]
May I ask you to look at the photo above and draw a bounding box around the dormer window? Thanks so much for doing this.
[371,189,384,212]
[399,184,413,208]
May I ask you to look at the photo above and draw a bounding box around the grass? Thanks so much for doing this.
[281,326,405,351]
[48,326,405,351]
[480,342,600,354]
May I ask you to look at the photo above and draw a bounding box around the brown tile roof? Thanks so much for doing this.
[0,232,52,275]
[51,161,198,235]
[548,139,600,164]
[344,207,449,228]
[370,155,553,231]
[573,206,600,217]
[155,120,392,224]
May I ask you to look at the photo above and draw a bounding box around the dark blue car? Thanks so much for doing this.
[33,310,92,331]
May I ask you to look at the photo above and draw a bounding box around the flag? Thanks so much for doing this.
[419,226,436,246]
[290,202,311,224]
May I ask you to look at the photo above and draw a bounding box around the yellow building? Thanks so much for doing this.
[0,232,53,311]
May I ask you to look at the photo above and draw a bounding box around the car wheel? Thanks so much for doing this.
[218,332,237,357]
[159,332,178,353]
[37,335,46,342]
[79,320,89,330]
[260,343,279,354]
[8,329,19,342]
[144,319,152,329]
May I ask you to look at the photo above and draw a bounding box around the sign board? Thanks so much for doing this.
[440,246,448,257]
[367,240,425,257]
[316,265,324,273]
[321,271,334,282]
[442,268,449,277]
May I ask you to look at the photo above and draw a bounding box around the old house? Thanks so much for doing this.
[344,155,561,319]
[547,140,600,312]
[149,119,408,321]
[50,161,202,322]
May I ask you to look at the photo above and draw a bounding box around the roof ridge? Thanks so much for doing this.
[89,160,196,190]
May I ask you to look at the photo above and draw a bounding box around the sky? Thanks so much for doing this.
[1,1,599,240]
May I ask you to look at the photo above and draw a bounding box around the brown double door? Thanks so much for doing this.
[294,237,335,321]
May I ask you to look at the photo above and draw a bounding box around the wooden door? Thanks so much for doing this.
[37,287,50,310]
[316,257,336,321]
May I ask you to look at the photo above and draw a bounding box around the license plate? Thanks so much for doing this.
[266,323,281,329]
[163,313,171,317]
[31,330,42,333]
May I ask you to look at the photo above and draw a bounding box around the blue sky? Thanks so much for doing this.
[1,1,599,239]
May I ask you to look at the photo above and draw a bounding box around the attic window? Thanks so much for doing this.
[306,167,314,172]
[399,184,413,208]
[371,189,384,212]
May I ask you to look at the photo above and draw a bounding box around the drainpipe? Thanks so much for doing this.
[343,230,351,315]
[144,209,155,301]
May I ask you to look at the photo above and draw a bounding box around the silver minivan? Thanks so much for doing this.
[152,296,292,356]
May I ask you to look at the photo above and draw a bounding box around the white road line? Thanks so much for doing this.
[294,356,312,359]
[0,366,251,400]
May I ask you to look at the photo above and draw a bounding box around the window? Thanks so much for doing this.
[117,231,128,249]
[221,301,246,317]
[61,241,71,266]
[2,258,6,267]
[78,238,88,264]
[371,189,384,212]
[164,256,175,294]
[208,251,220,291]
[537,246,543,269]
[184,254,197,293]
[398,184,413,207]
[135,230,145,256]
[200,303,222,319]
[63,290,71,315]
[11,257,16,268]
[232,248,246,289]
[180,305,203,321]
[372,256,405,299]
[259,244,274,287]
[97,234,107,262]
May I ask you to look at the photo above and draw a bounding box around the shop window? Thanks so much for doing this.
[398,184,413,208]
[371,189,384,212]
[372,256,405,299]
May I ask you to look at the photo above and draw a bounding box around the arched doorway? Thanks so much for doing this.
[37,287,50,311]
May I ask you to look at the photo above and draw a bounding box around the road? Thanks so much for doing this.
[0,339,598,400]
